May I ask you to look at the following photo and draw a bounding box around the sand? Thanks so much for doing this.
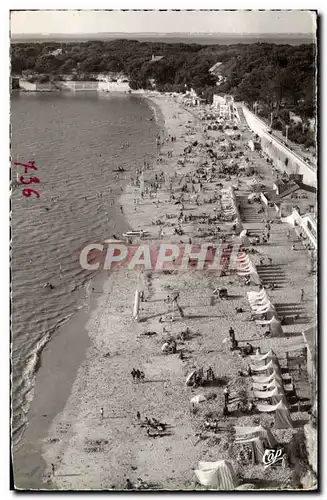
[13,93,316,490]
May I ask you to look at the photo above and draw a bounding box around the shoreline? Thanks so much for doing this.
[13,92,316,491]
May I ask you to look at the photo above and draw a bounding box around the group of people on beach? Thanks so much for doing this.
[131,368,145,382]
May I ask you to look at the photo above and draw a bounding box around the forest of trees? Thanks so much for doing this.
[11,39,316,146]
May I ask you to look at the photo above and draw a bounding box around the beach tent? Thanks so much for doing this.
[239,229,251,245]
[250,359,279,374]
[281,213,297,226]
[255,316,278,326]
[191,394,206,404]
[256,401,293,429]
[253,387,286,405]
[195,460,239,490]
[249,350,277,367]
[247,289,268,303]
[250,350,276,363]
[252,371,282,384]
[234,425,277,448]
[270,316,284,338]
[235,436,267,465]
[186,371,197,386]
[252,378,283,391]
[274,400,293,429]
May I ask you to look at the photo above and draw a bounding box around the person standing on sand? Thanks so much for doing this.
[224,387,230,404]
[100,407,104,419]
[51,463,55,476]
[301,289,305,302]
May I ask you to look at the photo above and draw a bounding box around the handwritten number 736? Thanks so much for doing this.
[14,161,40,198]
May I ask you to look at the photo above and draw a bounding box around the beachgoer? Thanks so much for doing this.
[223,387,230,404]
[126,479,133,490]
[282,454,288,469]
[136,411,141,421]
[100,407,104,418]
[131,368,137,381]
[301,288,304,302]
[120,206,123,213]
[246,343,254,355]
[207,366,214,381]
[248,401,255,413]
[223,403,229,417]
[51,463,55,476]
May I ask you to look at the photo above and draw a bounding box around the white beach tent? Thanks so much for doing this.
[250,359,279,374]
[256,400,293,429]
[185,371,197,386]
[252,378,283,391]
[190,394,206,404]
[234,425,277,448]
[250,350,277,366]
[252,370,282,384]
[195,460,239,490]
[281,213,297,226]
[253,387,286,405]
[270,316,284,338]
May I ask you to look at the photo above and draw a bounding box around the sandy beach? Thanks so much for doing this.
[13,93,316,490]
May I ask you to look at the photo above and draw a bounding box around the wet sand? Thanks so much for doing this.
[13,210,130,490]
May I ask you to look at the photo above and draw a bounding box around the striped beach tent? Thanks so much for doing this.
[195,460,239,490]
[234,425,277,448]
[256,400,293,429]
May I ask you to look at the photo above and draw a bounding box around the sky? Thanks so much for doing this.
[10,10,316,35]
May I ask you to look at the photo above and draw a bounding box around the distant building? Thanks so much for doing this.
[183,88,201,106]
[209,61,223,74]
[213,94,235,120]
[149,54,164,63]
[50,48,63,57]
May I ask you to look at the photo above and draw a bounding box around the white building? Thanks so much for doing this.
[213,94,235,120]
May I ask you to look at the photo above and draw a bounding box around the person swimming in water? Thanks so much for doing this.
[44,282,54,290]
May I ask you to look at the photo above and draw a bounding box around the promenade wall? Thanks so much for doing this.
[242,106,316,188]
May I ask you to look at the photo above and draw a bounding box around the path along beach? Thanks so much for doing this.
[13,93,316,490]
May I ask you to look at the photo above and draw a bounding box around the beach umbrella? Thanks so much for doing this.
[186,370,197,386]
[191,394,206,404]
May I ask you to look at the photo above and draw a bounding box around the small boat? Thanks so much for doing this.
[113,166,126,173]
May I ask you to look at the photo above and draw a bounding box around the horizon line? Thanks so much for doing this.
[11,32,314,37]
